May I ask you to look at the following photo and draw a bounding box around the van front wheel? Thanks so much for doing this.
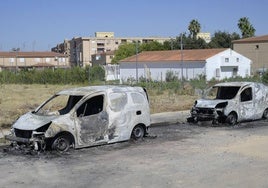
[52,135,70,152]
[226,113,237,126]
[131,125,145,140]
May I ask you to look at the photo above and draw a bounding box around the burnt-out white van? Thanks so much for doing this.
[5,85,150,152]
[187,82,268,125]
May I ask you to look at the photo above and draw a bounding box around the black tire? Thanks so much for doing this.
[226,113,237,126]
[187,117,198,124]
[212,119,219,126]
[263,109,268,119]
[51,135,70,152]
[131,125,145,140]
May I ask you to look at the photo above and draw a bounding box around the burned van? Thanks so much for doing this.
[187,82,268,125]
[5,85,150,152]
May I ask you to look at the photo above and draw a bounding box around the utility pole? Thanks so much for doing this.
[180,33,183,81]
[12,47,20,73]
[135,40,139,83]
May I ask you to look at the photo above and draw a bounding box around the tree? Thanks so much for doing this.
[112,41,167,63]
[164,34,208,50]
[188,19,201,39]
[89,65,105,81]
[111,43,137,64]
[237,17,256,38]
[209,31,240,48]
[140,41,166,51]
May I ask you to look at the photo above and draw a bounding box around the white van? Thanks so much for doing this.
[187,82,268,125]
[5,85,150,152]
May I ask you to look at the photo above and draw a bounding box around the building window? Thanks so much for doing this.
[96,55,101,60]
[46,58,50,62]
[225,58,229,62]
[121,39,127,43]
[9,58,14,63]
[97,48,105,53]
[216,68,220,77]
[97,43,105,47]
[236,58,239,62]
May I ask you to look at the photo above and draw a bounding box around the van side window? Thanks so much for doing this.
[109,92,127,112]
[77,95,104,117]
[59,95,83,115]
[240,88,252,102]
[131,93,145,104]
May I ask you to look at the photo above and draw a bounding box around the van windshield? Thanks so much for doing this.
[35,95,83,116]
[204,86,240,100]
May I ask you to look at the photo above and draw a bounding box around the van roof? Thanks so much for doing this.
[57,85,144,96]
[214,82,255,87]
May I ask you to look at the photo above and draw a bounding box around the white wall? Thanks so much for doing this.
[120,49,251,82]
[120,61,205,82]
[206,49,251,80]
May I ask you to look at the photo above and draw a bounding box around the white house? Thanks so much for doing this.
[119,48,251,82]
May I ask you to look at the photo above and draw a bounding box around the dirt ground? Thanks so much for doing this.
[1,120,268,188]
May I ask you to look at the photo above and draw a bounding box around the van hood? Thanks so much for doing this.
[13,112,57,131]
[195,99,228,108]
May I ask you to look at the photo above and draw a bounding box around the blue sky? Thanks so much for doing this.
[0,0,267,51]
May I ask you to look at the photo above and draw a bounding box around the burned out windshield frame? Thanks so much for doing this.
[216,86,240,99]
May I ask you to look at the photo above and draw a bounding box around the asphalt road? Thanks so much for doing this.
[1,121,268,188]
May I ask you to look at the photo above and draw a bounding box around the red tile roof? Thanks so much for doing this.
[120,48,227,62]
[232,35,268,44]
[0,51,68,58]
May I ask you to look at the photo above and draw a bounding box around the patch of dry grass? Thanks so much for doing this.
[0,84,78,128]
[0,84,198,128]
[149,90,198,113]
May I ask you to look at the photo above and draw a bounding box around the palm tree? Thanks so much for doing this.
[188,19,201,39]
[237,17,256,38]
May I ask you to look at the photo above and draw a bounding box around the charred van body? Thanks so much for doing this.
[5,85,150,152]
[188,82,268,125]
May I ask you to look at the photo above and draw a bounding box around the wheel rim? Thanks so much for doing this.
[53,137,70,152]
[132,125,144,139]
[228,114,237,125]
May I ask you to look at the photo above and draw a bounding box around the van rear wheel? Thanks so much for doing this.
[263,109,268,119]
[131,125,145,140]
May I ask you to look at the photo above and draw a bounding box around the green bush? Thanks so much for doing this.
[88,66,105,81]
[0,67,266,95]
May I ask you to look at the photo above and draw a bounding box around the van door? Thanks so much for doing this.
[239,87,255,120]
[75,94,108,146]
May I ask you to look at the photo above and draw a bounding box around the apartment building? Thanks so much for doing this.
[0,51,69,71]
[197,32,211,43]
[52,32,170,67]
[232,35,268,74]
